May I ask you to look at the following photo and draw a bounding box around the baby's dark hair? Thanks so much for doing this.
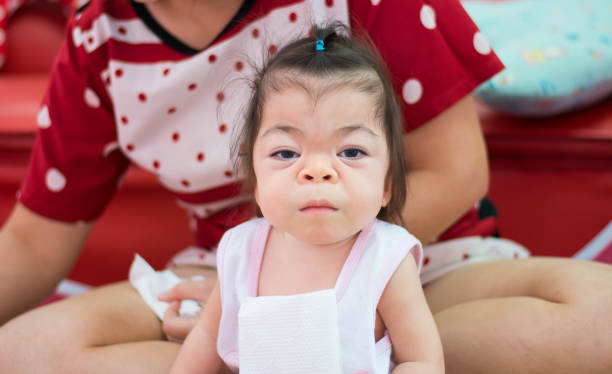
[234,22,407,225]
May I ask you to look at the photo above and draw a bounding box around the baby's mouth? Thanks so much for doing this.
[299,200,338,214]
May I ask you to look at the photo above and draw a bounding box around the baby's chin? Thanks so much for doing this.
[286,225,361,248]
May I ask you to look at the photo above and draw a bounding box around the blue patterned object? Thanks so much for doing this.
[464,0,612,117]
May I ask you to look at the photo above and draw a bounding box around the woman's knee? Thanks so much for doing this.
[525,258,612,303]
[427,258,612,372]
[516,259,612,371]
[426,258,612,309]
[564,264,612,370]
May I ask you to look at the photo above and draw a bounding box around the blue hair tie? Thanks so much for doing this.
[315,40,325,51]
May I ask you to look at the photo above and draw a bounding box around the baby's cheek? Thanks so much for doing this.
[257,181,283,212]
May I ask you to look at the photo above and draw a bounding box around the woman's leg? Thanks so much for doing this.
[424,257,612,374]
[0,266,216,374]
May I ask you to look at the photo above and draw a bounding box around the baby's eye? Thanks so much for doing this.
[338,148,367,159]
[270,150,299,160]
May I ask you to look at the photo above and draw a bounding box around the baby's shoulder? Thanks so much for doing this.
[367,219,423,273]
[218,217,267,252]
[370,219,419,246]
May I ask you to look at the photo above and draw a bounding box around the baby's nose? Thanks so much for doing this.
[298,157,338,183]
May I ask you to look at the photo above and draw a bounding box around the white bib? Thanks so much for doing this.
[238,289,343,374]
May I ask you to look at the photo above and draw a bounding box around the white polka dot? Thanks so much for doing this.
[84,88,101,108]
[420,5,436,30]
[370,0,381,5]
[402,79,423,105]
[0,8,5,21]
[473,32,491,55]
[0,30,6,45]
[37,106,51,128]
[117,172,127,189]
[102,141,119,157]
[45,168,66,192]
[189,215,197,232]
[7,0,19,13]
[72,27,82,46]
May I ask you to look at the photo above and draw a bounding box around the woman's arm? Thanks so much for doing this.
[378,254,444,373]
[401,95,489,244]
[0,203,92,324]
[169,280,222,374]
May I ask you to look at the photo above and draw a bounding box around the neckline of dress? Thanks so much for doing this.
[247,218,377,302]
[129,0,256,55]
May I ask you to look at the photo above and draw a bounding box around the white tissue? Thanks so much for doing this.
[128,254,203,319]
[238,289,343,374]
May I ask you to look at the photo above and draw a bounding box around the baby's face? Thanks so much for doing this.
[252,79,390,245]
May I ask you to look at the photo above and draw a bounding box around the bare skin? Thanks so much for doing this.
[144,0,244,50]
[425,258,612,374]
[0,203,92,324]
[0,267,215,374]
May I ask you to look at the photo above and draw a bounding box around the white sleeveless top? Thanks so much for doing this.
[216,218,423,374]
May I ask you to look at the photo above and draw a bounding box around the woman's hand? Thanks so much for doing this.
[158,278,215,342]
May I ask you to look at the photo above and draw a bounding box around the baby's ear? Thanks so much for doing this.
[254,185,260,206]
[381,183,391,208]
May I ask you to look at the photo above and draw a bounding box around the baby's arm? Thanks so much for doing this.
[378,253,445,373]
[169,280,222,374]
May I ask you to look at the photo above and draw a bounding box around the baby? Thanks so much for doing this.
[170,22,444,374]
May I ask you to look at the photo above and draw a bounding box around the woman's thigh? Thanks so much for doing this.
[424,257,612,313]
[0,265,216,372]
[423,257,612,372]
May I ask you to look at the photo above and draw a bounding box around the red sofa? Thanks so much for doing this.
[1,4,611,287]
[481,101,612,257]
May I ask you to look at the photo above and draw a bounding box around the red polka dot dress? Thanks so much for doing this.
[19,0,520,277]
